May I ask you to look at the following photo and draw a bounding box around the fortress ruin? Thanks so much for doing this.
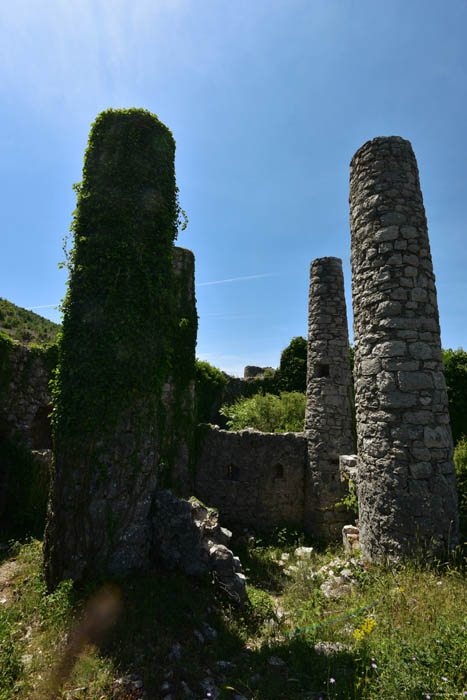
[0,113,459,585]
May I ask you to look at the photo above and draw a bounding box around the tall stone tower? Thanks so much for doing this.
[305,257,355,538]
[44,109,197,589]
[350,136,458,560]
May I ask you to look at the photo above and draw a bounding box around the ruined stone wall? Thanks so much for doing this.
[162,246,197,496]
[350,136,458,560]
[0,340,55,531]
[194,427,308,531]
[0,341,54,449]
[305,257,355,539]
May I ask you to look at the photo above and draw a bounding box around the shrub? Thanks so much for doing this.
[195,360,227,423]
[454,436,467,541]
[219,391,305,432]
[443,348,467,445]
[277,336,307,393]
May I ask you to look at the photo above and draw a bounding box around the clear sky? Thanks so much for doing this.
[1,0,466,376]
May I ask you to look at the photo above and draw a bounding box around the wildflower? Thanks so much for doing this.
[353,617,376,642]
[330,678,335,684]
[435,639,440,644]
[437,581,443,586]
[371,663,377,669]
[442,676,448,682]
[411,656,416,661]
[425,695,431,699]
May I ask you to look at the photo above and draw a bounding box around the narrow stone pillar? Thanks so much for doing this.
[350,136,458,560]
[305,257,355,539]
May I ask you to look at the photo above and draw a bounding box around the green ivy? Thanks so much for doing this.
[51,108,192,446]
[195,360,227,423]
[45,109,197,584]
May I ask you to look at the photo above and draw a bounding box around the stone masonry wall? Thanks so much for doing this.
[0,342,53,449]
[194,427,308,531]
[162,246,197,496]
[305,257,355,538]
[350,136,459,560]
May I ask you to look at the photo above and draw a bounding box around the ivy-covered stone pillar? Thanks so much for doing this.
[44,109,197,589]
[305,257,355,539]
[350,136,458,560]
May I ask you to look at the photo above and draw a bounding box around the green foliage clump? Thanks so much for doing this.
[443,348,467,445]
[335,474,359,517]
[0,299,60,346]
[220,391,305,432]
[277,336,307,393]
[195,359,227,423]
[52,108,183,440]
[454,436,467,541]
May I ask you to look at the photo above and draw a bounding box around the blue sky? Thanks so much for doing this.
[1,0,466,376]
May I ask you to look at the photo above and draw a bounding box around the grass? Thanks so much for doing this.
[0,534,466,699]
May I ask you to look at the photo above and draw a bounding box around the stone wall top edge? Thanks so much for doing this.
[202,426,307,440]
[310,256,342,268]
[350,135,413,166]
[173,246,195,261]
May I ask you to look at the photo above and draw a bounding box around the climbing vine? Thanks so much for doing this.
[51,108,195,461]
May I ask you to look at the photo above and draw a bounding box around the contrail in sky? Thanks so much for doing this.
[26,273,274,308]
[198,273,273,287]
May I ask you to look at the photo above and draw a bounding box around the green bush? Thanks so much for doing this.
[219,391,305,432]
[443,348,467,445]
[195,359,227,423]
[454,436,467,541]
[277,336,307,393]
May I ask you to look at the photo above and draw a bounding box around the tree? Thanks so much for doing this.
[443,348,467,445]
[278,336,307,392]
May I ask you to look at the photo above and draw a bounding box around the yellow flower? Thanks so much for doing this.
[353,617,376,642]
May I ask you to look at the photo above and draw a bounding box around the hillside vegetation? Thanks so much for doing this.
[0,298,60,346]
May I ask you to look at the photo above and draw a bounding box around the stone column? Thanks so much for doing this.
[305,257,355,539]
[350,136,458,560]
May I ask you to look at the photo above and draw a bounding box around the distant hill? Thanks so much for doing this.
[0,298,60,345]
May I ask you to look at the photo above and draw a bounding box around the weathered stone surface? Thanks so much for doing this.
[243,365,274,379]
[0,343,53,449]
[152,490,246,604]
[350,136,458,560]
[305,257,355,538]
[194,426,307,531]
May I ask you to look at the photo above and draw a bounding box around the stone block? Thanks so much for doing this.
[409,462,433,479]
[408,342,434,360]
[372,341,407,357]
[398,371,434,391]
[374,225,399,241]
[380,212,407,225]
[424,425,452,449]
